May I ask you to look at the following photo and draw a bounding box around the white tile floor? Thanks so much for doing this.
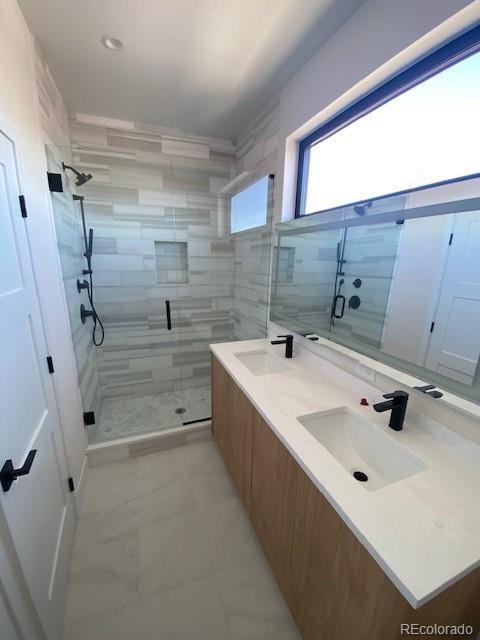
[90,386,212,444]
[63,438,301,640]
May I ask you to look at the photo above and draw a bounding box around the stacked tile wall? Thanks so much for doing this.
[233,98,279,339]
[69,115,237,399]
[35,46,102,416]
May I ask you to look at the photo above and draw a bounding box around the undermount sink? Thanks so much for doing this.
[235,349,290,376]
[298,408,427,491]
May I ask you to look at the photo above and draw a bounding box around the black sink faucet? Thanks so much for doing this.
[270,334,293,358]
[414,384,443,398]
[373,390,409,431]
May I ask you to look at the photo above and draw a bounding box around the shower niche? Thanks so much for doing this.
[154,241,189,284]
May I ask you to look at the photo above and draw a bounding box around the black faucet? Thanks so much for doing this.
[414,384,443,399]
[271,334,293,358]
[373,390,409,431]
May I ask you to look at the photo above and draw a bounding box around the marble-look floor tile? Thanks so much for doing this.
[135,475,197,529]
[140,576,231,640]
[63,599,146,640]
[136,446,185,492]
[63,576,231,640]
[63,439,300,640]
[201,496,260,572]
[81,458,139,513]
[64,531,139,624]
[215,545,301,640]
[137,510,213,599]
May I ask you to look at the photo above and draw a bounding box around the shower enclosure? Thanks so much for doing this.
[46,130,272,444]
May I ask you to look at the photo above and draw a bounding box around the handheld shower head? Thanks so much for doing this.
[62,162,93,187]
[85,228,94,259]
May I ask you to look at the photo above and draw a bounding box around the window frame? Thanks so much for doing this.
[230,173,274,234]
[295,23,480,218]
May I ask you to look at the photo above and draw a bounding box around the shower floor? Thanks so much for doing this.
[90,386,211,444]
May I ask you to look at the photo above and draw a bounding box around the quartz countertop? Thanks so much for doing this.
[210,338,480,608]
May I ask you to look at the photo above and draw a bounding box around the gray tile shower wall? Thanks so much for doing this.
[35,45,102,417]
[233,98,279,339]
[68,114,237,400]
[271,230,341,334]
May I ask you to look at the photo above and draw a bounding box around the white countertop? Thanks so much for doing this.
[210,338,480,608]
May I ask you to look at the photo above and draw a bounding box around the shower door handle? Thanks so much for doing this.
[165,300,172,330]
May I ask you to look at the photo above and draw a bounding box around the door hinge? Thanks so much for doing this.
[430,321,435,333]
[448,232,454,246]
[18,195,28,218]
[47,172,63,193]
[83,411,95,426]
[68,477,75,492]
[46,356,55,374]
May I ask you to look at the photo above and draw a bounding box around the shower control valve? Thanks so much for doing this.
[77,278,90,293]
[80,304,95,324]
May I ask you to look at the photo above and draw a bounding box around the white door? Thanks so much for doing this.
[425,211,480,385]
[0,131,75,639]
[0,535,41,640]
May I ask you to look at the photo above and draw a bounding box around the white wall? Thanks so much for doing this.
[381,178,480,364]
[381,215,453,364]
[0,0,87,504]
[276,0,480,222]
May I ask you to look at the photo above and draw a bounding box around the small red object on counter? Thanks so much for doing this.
[360,398,369,406]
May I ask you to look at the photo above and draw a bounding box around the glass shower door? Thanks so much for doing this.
[171,187,234,426]
[328,221,402,349]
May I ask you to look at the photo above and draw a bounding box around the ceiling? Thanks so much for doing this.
[19,0,365,139]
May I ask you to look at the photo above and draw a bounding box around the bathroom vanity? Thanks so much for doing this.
[211,339,480,640]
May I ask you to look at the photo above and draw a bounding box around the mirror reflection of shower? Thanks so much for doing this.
[63,163,105,346]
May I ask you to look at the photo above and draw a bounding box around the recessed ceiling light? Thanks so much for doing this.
[101,35,123,51]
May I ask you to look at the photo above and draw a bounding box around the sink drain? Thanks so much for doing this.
[353,470,368,482]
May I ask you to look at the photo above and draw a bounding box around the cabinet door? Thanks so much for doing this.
[212,357,253,508]
[251,412,298,594]
[211,356,231,462]
[291,468,480,640]
[228,381,254,508]
[291,469,347,639]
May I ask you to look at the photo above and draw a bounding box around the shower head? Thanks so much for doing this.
[75,172,93,186]
[353,201,372,217]
[62,162,93,187]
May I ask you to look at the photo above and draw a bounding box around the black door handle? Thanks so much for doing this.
[165,300,172,330]
[0,450,37,492]
[333,294,346,319]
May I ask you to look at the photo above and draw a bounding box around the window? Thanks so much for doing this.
[296,25,480,217]
[230,175,270,233]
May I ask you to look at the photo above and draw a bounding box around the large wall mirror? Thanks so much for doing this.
[270,177,480,402]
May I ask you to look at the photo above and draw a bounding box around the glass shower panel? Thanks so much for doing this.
[46,135,272,442]
[45,145,102,433]
[271,226,342,336]
[329,221,402,349]
[230,173,275,341]
[171,163,236,425]
[86,156,188,441]
[173,171,273,425]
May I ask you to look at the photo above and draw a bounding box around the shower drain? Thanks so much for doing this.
[175,407,186,414]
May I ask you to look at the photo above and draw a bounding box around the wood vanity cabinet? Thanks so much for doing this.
[211,356,480,640]
[291,469,480,639]
[211,356,253,508]
[250,410,299,604]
